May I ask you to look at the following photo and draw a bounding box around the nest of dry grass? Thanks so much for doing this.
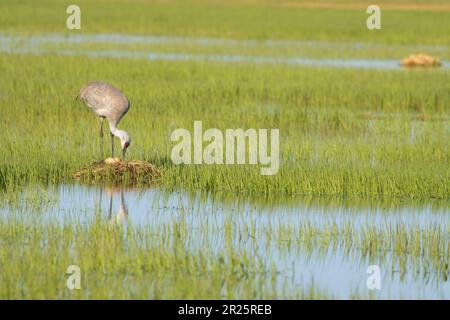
[74,158,163,184]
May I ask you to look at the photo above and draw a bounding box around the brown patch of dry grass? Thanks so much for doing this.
[74,158,163,185]
[401,53,441,67]
[280,2,450,12]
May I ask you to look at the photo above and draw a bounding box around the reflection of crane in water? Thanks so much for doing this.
[98,186,128,225]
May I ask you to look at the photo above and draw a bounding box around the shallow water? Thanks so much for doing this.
[1,33,449,70]
[1,184,448,299]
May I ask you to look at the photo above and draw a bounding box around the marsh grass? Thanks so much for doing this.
[1,200,447,299]
[2,0,450,46]
[0,0,449,300]
[0,214,327,299]
[0,53,448,199]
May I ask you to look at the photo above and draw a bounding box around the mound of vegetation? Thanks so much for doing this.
[401,53,441,67]
[74,158,163,185]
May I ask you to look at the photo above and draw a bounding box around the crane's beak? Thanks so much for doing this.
[122,148,127,162]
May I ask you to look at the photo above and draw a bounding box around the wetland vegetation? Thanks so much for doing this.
[0,0,448,299]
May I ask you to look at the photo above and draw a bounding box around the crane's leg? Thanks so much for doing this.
[110,132,115,158]
[99,118,104,162]
[108,192,113,221]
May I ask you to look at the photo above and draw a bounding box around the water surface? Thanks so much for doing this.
[2,184,448,299]
[1,33,449,70]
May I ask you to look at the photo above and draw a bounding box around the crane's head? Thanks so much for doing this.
[119,131,131,160]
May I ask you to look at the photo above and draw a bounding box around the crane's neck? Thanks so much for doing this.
[108,122,128,141]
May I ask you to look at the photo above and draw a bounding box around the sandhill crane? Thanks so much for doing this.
[77,81,131,161]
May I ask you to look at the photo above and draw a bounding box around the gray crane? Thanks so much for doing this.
[77,81,131,161]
